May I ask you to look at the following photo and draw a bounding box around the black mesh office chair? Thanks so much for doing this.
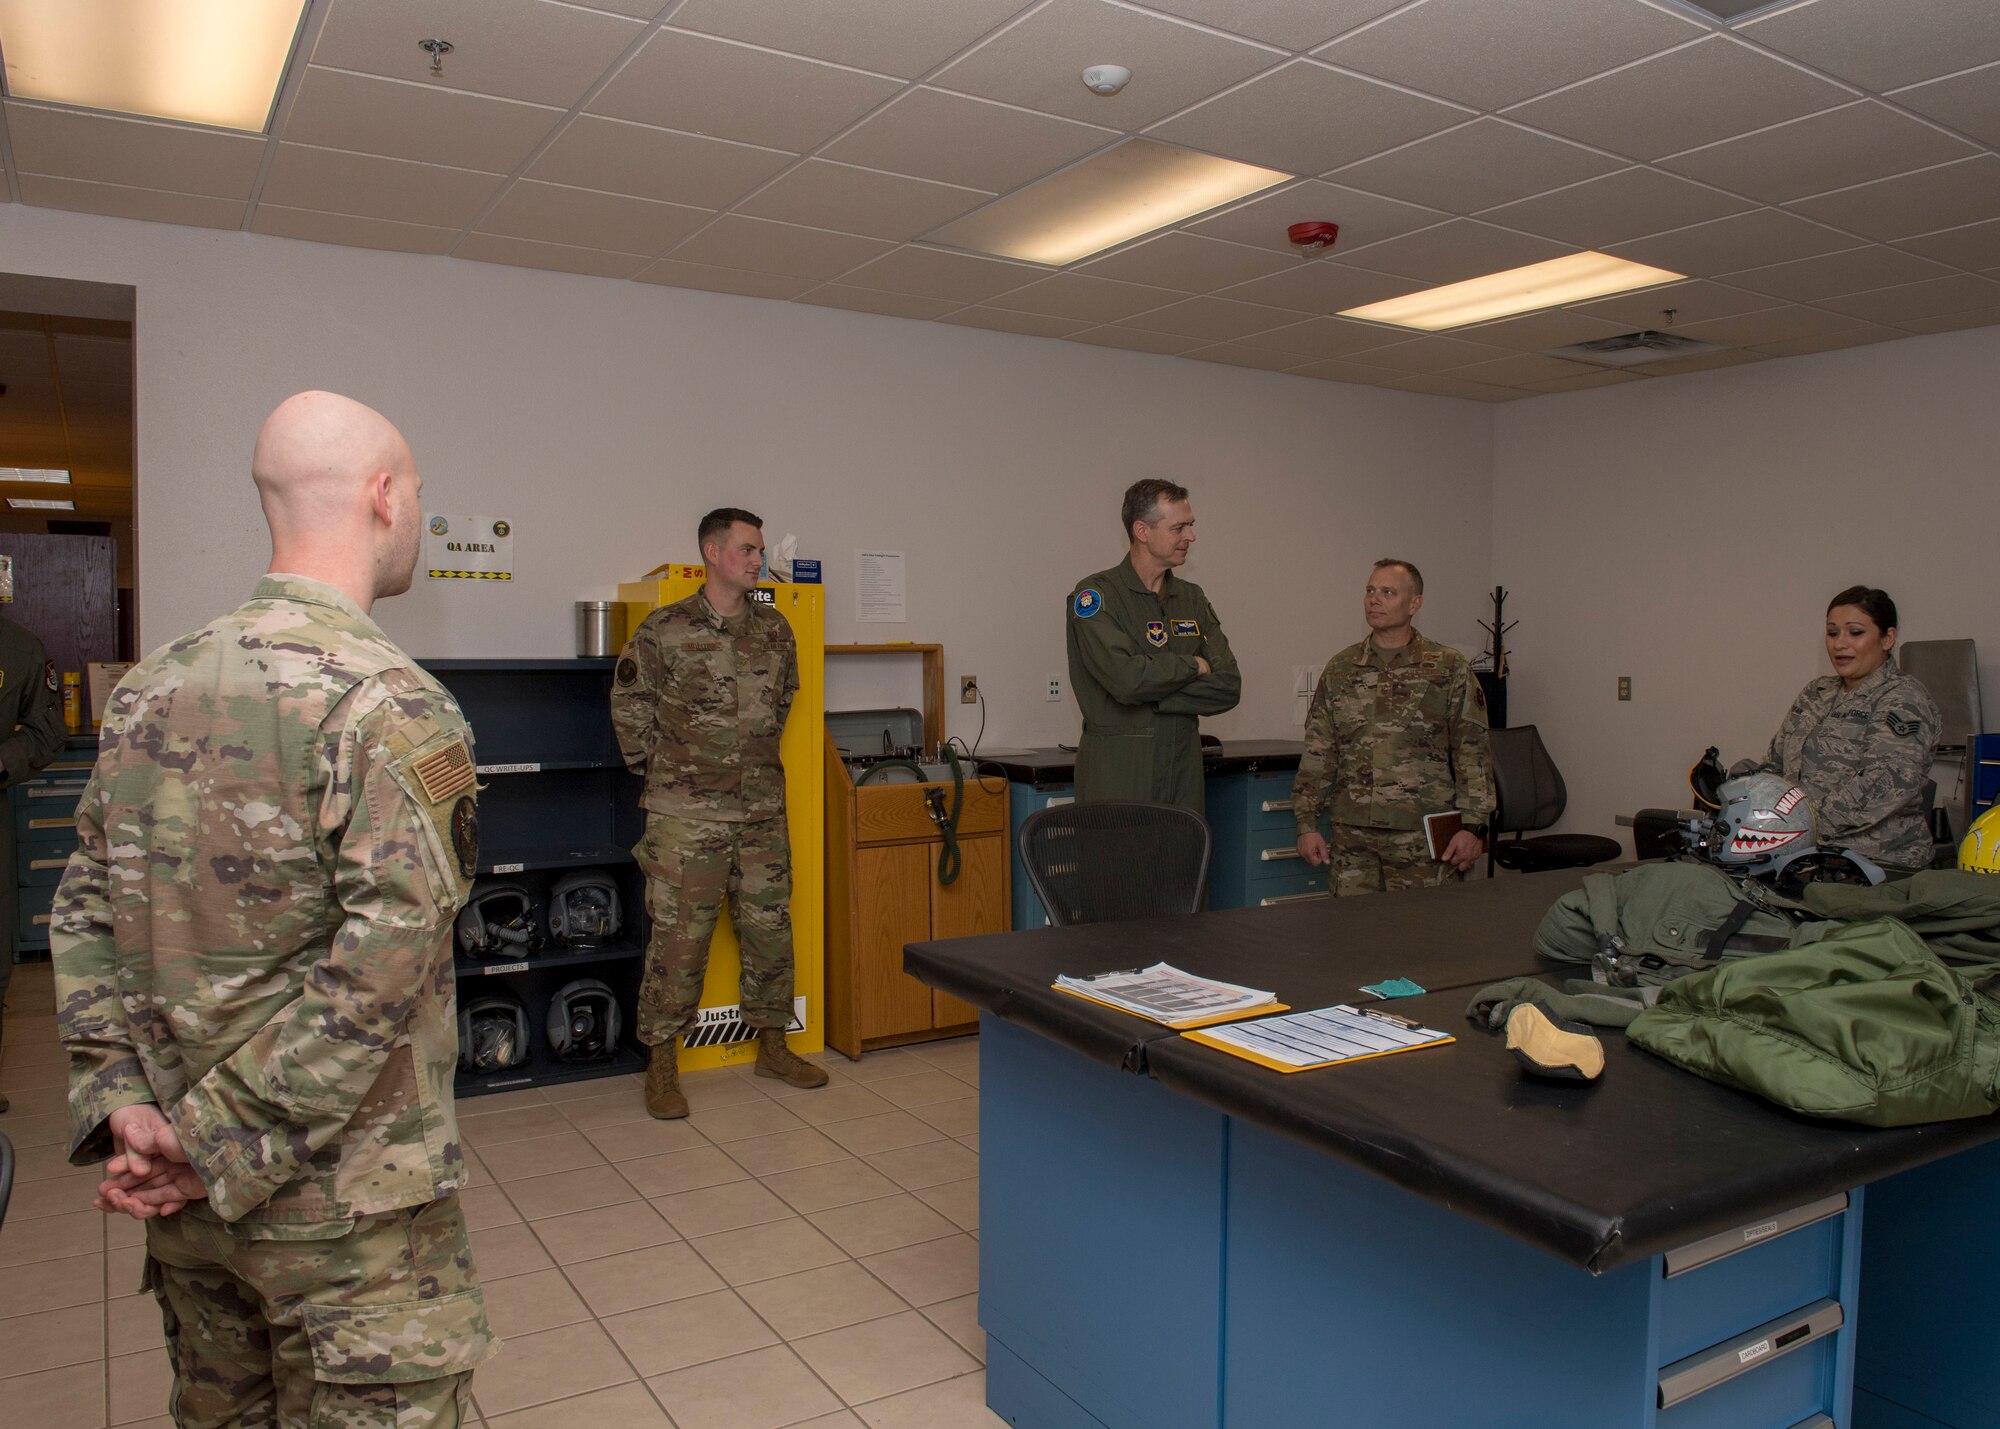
[0,1132,14,1233]
[1487,725,1622,875]
[1020,801,1212,926]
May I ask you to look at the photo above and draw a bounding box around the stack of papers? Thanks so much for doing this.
[1053,962,1284,1029]
[1184,1005,1454,1074]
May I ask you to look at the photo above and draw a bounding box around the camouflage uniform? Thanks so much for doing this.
[1291,630,1495,896]
[611,590,800,1045]
[53,574,495,1426]
[0,612,67,1083]
[1756,660,1940,872]
[1066,556,1241,815]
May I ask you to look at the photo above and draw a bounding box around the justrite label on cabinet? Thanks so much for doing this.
[477,762,540,774]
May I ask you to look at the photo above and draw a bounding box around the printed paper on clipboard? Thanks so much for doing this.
[1183,1004,1454,1073]
[1052,962,1286,1030]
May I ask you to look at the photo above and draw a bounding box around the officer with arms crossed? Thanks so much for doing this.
[1066,478,1241,815]
[1743,585,1939,873]
[57,391,496,1426]
[1293,558,1495,896]
[612,508,828,1121]
[0,586,68,1115]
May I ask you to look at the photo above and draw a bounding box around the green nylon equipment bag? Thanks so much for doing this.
[1627,917,2000,1128]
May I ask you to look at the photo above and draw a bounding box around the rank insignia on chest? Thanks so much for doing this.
[1146,620,1167,648]
[1072,588,1101,618]
[1171,619,1200,638]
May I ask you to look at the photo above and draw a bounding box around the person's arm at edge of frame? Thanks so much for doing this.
[1443,657,1496,871]
[610,618,669,778]
[1293,667,1334,867]
[0,637,71,786]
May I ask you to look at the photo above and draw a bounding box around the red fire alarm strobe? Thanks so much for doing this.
[1288,221,1340,251]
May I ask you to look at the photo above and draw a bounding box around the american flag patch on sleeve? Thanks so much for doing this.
[412,737,476,803]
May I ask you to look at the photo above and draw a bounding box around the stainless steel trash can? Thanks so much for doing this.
[576,601,624,658]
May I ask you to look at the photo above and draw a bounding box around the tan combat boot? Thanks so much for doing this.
[645,1042,689,1119]
[754,1029,829,1089]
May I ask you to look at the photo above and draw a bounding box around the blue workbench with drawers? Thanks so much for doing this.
[10,734,97,957]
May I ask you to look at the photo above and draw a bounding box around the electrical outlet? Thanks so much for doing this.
[1618,676,1632,701]
[1046,676,1063,702]
[960,675,978,705]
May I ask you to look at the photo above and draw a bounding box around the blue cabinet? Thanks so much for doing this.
[1973,733,2000,821]
[9,735,97,958]
[1204,768,1329,909]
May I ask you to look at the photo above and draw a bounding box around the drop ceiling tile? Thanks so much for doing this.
[1382,372,1527,401]
[1317,0,1699,111]
[1190,180,1447,255]
[1609,208,1855,277]
[1290,355,1403,382]
[1181,343,1307,371]
[668,0,1030,79]
[1077,233,1295,292]
[1890,61,2000,150]
[1121,295,1302,340]
[474,180,712,255]
[528,117,794,209]
[666,215,895,281]
[1218,259,1419,314]
[1149,62,1470,180]
[1340,220,1574,285]
[280,68,564,174]
[1641,348,1771,376]
[1894,305,2000,335]
[1330,119,1622,216]
[935,0,1279,129]
[1065,325,1203,354]
[1142,0,1409,49]
[261,144,504,228]
[1660,101,1976,210]
[1816,272,2000,324]
[1223,315,1397,358]
[1788,156,2000,243]
[1505,37,1853,163]
[736,161,992,242]
[1720,245,1956,303]
[17,175,245,230]
[310,0,647,109]
[982,272,1182,322]
[251,204,460,255]
[1674,302,1873,346]
[1481,168,1751,250]
[1896,217,2000,272]
[3,104,264,200]
[1443,352,1597,386]
[1350,335,1516,372]
[1521,368,1650,391]
[1451,308,1639,350]
[823,89,1117,193]
[590,30,901,153]
[1752,324,1907,357]
[1738,0,2000,93]
[937,307,1092,337]
[453,234,651,279]
[633,260,815,300]
[797,285,961,320]
[839,245,1044,302]
[569,0,672,17]
[1568,278,1776,327]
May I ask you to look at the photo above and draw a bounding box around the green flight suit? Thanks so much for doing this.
[1065,556,1240,815]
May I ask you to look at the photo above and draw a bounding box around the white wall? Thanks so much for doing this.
[1493,327,2000,850]
[0,203,1494,751]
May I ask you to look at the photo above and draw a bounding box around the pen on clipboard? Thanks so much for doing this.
[1078,967,1147,981]
[1357,1006,1419,1030]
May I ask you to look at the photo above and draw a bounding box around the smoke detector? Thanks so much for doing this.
[1081,65,1132,95]
[1544,330,1728,369]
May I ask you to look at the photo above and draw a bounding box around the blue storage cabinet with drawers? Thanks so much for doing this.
[11,734,98,958]
[1973,732,2000,823]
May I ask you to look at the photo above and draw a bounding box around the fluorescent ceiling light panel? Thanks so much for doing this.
[0,468,72,484]
[1341,252,1685,332]
[929,139,1291,266]
[0,0,308,131]
[8,497,76,510]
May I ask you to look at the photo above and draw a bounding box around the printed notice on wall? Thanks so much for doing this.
[426,514,515,582]
[856,550,906,624]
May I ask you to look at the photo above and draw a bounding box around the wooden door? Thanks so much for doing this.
[853,842,937,1043]
[930,834,1004,1029]
[0,533,117,682]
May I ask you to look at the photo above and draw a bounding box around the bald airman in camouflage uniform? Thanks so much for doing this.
[55,393,495,1427]
[1293,560,1495,896]
[613,507,827,1121]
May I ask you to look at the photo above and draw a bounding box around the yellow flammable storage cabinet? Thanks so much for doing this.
[617,566,825,1072]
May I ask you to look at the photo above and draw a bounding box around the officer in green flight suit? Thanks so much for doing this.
[1065,479,1241,816]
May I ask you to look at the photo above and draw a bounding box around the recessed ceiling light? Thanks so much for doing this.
[0,467,71,484]
[0,0,309,132]
[8,497,76,510]
[1340,252,1685,332]
[928,139,1291,267]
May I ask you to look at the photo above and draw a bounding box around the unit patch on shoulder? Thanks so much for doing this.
[44,660,57,693]
[616,656,639,686]
[1072,588,1102,619]
[1145,620,1168,648]
[450,795,479,878]
[1171,620,1200,638]
[1886,712,1920,737]
[412,736,477,804]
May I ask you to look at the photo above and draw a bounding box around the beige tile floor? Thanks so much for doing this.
[0,958,1002,1428]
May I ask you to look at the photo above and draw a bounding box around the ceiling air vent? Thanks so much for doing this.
[1544,330,1729,369]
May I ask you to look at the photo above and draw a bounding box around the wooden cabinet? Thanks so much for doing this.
[825,730,1007,1058]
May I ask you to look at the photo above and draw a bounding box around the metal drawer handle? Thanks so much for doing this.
[1655,1299,1842,1410]
[27,787,82,798]
[29,858,68,871]
[28,817,71,830]
[32,914,51,926]
[1259,799,1294,813]
[1662,1192,1846,1278]
[1259,847,1300,861]
[1259,891,1329,906]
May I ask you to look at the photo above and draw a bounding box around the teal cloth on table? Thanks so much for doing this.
[1360,977,1425,1000]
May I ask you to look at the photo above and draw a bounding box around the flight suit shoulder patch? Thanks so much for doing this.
[1072,588,1102,619]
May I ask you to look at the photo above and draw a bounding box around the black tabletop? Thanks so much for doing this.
[904,870,2000,1275]
[974,739,1306,789]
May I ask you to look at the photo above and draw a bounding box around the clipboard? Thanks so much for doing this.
[1183,1004,1454,1073]
[1054,983,1291,1030]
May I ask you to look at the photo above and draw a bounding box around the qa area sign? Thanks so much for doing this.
[425,514,515,581]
